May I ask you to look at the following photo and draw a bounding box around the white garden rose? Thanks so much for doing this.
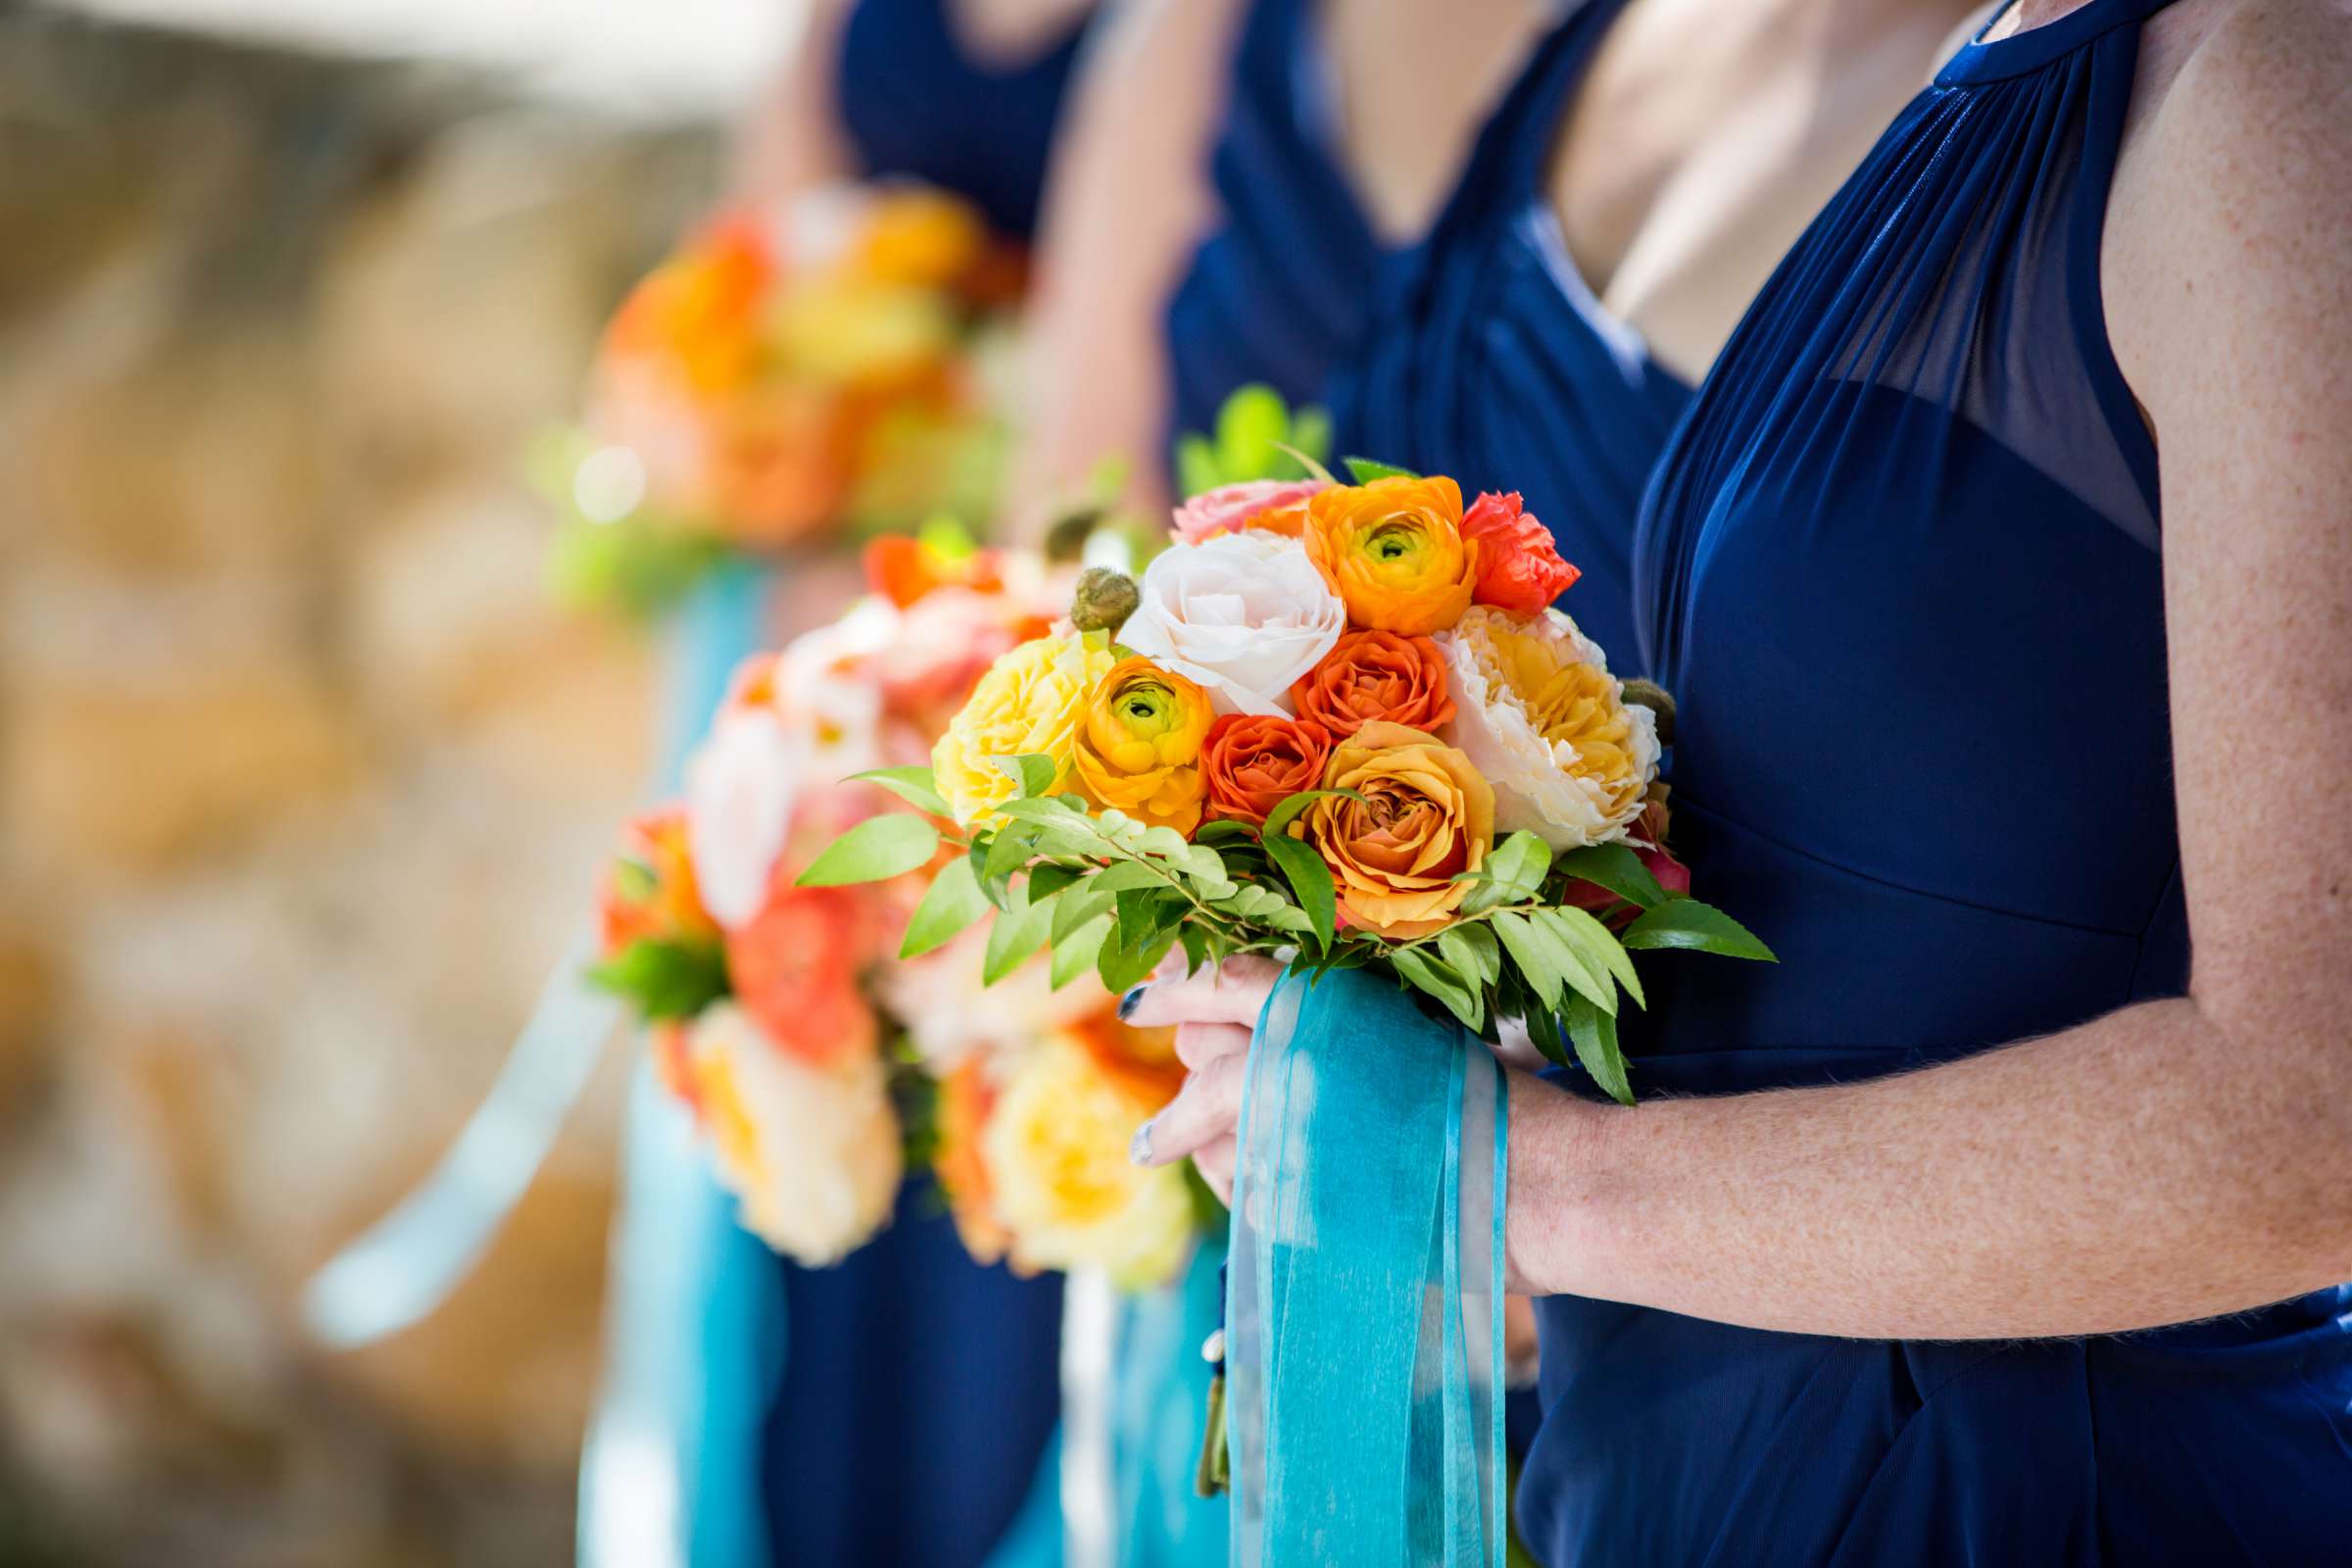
[1436,606,1661,850]
[684,699,811,928]
[683,1003,902,1266]
[1118,531,1346,716]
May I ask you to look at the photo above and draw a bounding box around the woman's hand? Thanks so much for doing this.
[1122,954,1282,1202]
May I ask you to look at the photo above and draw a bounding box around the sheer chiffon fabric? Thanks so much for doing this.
[1330,0,1690,661]
[1494,1,2352,1561]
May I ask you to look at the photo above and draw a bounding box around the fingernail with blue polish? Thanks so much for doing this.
[1129,1119,1156,1166]
[1118,986,1146,1019]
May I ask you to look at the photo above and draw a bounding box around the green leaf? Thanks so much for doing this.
[1540,905,1645,1008]
[1343,456,1420,484]
[1050,913,1113,989]
[982,888,1055,984]
[1260,788,1366,840]
[1259,833,1337,953]
[1027,863,1082,904]
[983,820,1046,890]
[1526,1010,1572,1070]
[900,855,989,958]
[1392,948,1482,1033]
[995,754,1059,800]
[585,937,729,1022]
[1098,918,1180,995]
[1194,819,1256,846]
[1087,860,1169,897]
[1490,910,1566,1012]
[1174,434,1222,499]
[1461,831,1552,914]
[1554,843,1667,910]
[849,766,951,819]
[1564,995,1635,1106]
[1620,900,1776,962]
[1436,923,1499,989]
[1053,878,1117,943]
[1531,908,1618,1016]
[1214,383,1291,480]
[797,813,940,888]
[1288,407,1334,468]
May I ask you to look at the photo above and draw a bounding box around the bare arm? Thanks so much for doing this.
[1004,0,1251,536]
[1508,0,2352,1340]
[727,0,857,206]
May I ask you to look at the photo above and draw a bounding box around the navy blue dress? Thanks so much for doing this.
[1329,0,1689,663]
[751,6,1091,1564]
[1163,0,1398,444]
[836,0,1089,239]
[1511,1,2352,1560]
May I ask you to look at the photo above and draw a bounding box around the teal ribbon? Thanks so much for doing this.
[1225,968,1509,1567]
[1113,1236,1233,1567]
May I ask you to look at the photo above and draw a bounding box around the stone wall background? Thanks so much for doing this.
[0,7,720,1561]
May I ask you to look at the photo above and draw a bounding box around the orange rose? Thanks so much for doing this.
[1303,476,1480,635]
[1301,721,1494,938]
[1461,491,1581,615]
[603,216,775,398]
[1290,629,1456,744]
[725,885,881,1066]
[1200,713,1330,826]
[599,808,717,956]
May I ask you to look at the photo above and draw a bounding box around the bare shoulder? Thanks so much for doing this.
[2105,0,2352,413]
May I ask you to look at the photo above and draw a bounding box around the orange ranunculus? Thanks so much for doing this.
[1200,713,1330,826]
[599,808,718,956]
[854,189,990,293]
[1301,721,1494,938]
[861,533,1006,609]
[1460,491,1581,614]
[724,885,881,1066]
[1303,476,1481,635]
[604,216,775,398]
[1073,658,1214,834]
[1290,629,1456,745]
[934,1056,1012,1263]
[1070,1009,1186,1109]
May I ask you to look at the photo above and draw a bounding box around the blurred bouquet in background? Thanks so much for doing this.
[536,186,1025,616]
[588,531,1205,1285]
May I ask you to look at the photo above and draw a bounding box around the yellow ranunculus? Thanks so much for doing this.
[1303,721,1494,938]
[980,1032,1195,1291]
[1303,476,1481,636]
[1436,606,1660,849]
[933,633,1117,825]
[1073,658,1214,833]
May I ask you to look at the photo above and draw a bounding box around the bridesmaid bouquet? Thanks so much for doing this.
[588,531,1203,1283]
[539,185,1023,616]
[802,464,1772,1100]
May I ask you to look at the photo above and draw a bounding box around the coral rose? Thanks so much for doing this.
[1460,491,1582,614]
[1290,629,1456,744]
[1302,721,1494,939]
[933,1056,1013,1263]
[1200,713,1329,826]
[932,632,1117,824]
[980,1033,1195,1290]
[683,1002,902,1266]
[1303,476,1480,636]
[724,885,883,1067]
[1073,658,1214,833]
[1168,478,1330,545]
[1436,607,1660,850]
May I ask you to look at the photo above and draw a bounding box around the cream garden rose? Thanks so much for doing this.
[1118,531,1346,716]
[685,697,811,928]
[1436,606,1660,849]
[683,1003,902,1265]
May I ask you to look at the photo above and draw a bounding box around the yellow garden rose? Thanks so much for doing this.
[1073,658,1214,833]
[1303,721,1494,938]
[933,633,1118,825]
[1303,476,1481,636]
[980,1032,1195,1291]
[1436,607,1660,849]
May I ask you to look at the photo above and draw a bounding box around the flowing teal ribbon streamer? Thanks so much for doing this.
[1112,1236,1233,1567]
[1225,968,1508,1568]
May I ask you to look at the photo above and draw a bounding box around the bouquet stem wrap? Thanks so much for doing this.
[1226,967,1509,1567]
